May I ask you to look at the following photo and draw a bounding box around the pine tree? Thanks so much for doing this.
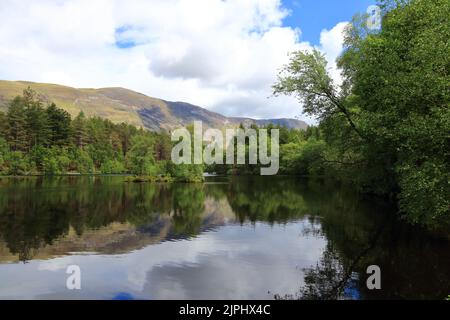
[0,112,7,139]
[25,99,50,148]
[117,123,136,157]
[6,96,28,151]
[72,111,88,149]
[154,132,172,161]
[46,103,71,146]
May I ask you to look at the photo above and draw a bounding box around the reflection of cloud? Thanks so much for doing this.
[37,257,75,271]
[125,233,227,291]
[0,220,326,299]
[138,222,326,299]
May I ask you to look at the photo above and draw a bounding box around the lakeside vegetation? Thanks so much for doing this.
[0,87,318,182]
[0,88,203,182]
[272,0,449,229]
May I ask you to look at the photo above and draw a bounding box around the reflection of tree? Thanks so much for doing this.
[1,176,338,262]
[256,176,401,300]
[171,184,205,236]
[0,177,211,261]
[226,177,309,224]
[0,178,164,260]
[0,203,71,261]
[274,190,450,300]
[225,177,370,226]
[279,245,347,300]
[277,219,386,300]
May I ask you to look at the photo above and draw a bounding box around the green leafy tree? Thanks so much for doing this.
[42,147,71,175]
[70,148,95,174]
[72,111,88,149]
[274,0,450,227]
[153,131,172,161]
[24,91,50,148]
[0,137,9,174]
[6,151,31,175]
[100,159,125,174]
[0,112,7,138]
[6,96,28,151]
[126,135,156,175]
[46,103,72,146]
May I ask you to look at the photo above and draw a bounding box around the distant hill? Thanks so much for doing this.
[0,80,308,131]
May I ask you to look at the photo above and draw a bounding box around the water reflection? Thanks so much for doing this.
[0,176,448,299]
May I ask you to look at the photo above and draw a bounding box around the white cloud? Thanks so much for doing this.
[317,21,349,86]
[0,0,348,124]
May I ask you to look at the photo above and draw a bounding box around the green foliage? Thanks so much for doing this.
[0,112,7,138]
[397,160,449,226]
[280,139,327,176]
[204,124,327,178]
[0,89,202,182]
[24,89,51,148]
[0,137,9,173]
[42,148,71,175]
[6,96,28,151]
[71,111,88,149]
[101,159,125,174]
[5,151,31,175]
[126,135,156,175]
[0,137,33,175]
[46,103,71,146]
[273,0,450,228]
[168,163,204,182]
[153,132,173,161]
[70,148,95,174]
[273,50,337,120]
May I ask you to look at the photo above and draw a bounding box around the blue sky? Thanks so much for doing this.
[283,0,376,44]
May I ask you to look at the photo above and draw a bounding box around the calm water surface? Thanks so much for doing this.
[0,176,448,300]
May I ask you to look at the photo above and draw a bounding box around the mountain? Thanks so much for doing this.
[0,80,308,131]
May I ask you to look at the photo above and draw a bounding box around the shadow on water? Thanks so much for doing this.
[0,175,448,299]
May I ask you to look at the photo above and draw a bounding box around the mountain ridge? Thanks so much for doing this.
[0,80,308,131]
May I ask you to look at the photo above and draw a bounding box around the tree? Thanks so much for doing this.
[273,0,450,228]
[0,112,7,138]
[24,97,50,148]
[42,147,71,175]
[116,123,137,157]
[46,103,72,146]
[72,112,88,149]
[6,96,28,151]
[153,131,172,161]
[6,151,31,175]
[70,148,94,174]
[273,50,365,140]
[126,135,156,175]
[100,159,125,174]
[340,0,450,226]
[0,137,9,173]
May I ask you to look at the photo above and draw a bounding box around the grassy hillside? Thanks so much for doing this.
[0,80,308,131]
